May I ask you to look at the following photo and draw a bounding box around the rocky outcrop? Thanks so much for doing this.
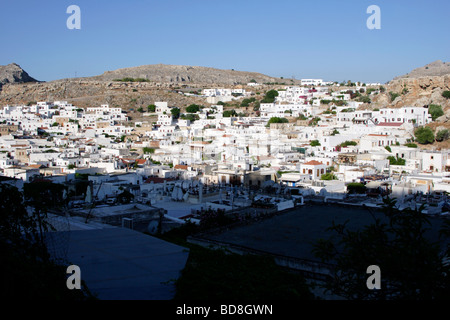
[0,63,38,90]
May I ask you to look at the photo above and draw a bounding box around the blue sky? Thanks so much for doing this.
[0,0,449,83]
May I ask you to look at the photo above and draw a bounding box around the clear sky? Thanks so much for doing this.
[0,0,449,83]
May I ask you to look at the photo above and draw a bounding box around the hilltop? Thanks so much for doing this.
[86,64,282,86]
[0,63,38,90]
[392,60,450,80]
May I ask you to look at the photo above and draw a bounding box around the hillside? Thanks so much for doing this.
[86,64,282,86]
[392,60,450,80]
[0,63,38,90]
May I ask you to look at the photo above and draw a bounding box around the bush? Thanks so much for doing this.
[404,143,417,148]
[346,183,366,194]
[340,140,357,147]
[261,89,279,103]
[321,173,337,180]
[266,117,288,126]
[436,129,450,142]
[147,104,156,112]
[389,92,400,102]
[442,91,450,99]
[428,104,444,121]
[223,110,237,118]
[387,156,406,166]
[414,126,435,144]
[310,140,321,147]
[384,146,392,152]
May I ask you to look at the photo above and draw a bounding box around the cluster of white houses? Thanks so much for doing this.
[1,85,449,210]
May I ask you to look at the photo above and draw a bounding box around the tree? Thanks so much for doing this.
[414,127,435,144]
[117,189,134,204]
[346,182,366,194]
[0,184,94,299]
[310,140,321,147]
[171,107,181,119]
[387,156,405,166]
[266,117,288,127]
[137,107,144,113]
[261,89,279,103]
[186,104,201,113]
[223,110,237,118]
[147,104,156,112]
[321,173,337,180]
[428,104,444,121]
[312,198,450,300]
[384,146,392,153]
[143,147,155,154]
[436,129,450,142]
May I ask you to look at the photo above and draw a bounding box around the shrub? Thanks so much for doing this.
[387,156,406,166]
[310,140,321,147]
[321,173,337,180]
[436,129,450,142]
[266,117,288,126]
[442,91,450,99]
[347,182,366,194]
[404,143,417,148]
[384,146,392,152]
[414,127,435,144]
[428,104,444,121]
[389,92,400,102]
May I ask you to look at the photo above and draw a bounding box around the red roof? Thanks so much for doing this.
[174,164,188,170]
[303,160,324,166]
[376,122,403,127]
[144,177,176,184]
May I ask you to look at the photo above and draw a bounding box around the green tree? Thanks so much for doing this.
[387,156,406,166]
[312,198,450,300]
[310,140,321,147]
[346,182,366,194]
[414,127,435,144]
[384,146,392,153]
[137,107,144,113]
[321,173,337,180]
[428,104,444,121]
[266,117,288,127]
[223,110,237,118]
[143,147,155,154]
[147,104,156,112]
[186,104,201,113]
[171,107,181,119]
[261,89,279,103]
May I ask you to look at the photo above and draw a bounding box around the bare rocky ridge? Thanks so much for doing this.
[0,63,38,90]
[86,64,281,85]
[392,60,450,80]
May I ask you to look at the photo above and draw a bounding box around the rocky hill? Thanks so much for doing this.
[392,60,450,80]
[0,63,38,90]
[86,64,281,86]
